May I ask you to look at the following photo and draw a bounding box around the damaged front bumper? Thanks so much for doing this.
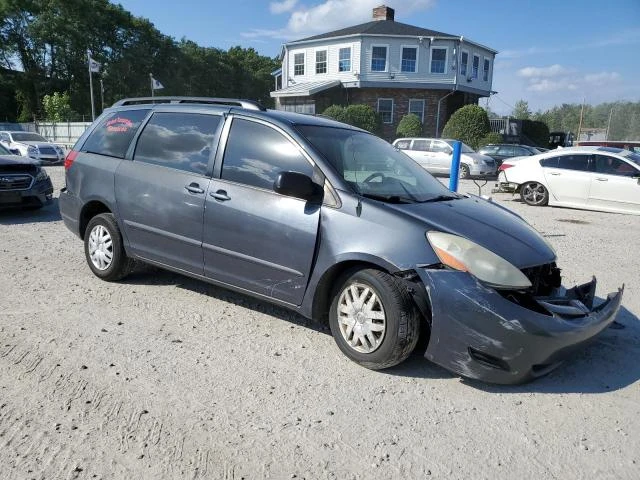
[416,269,623,384]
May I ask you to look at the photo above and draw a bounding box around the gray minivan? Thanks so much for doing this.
[59,97,623,384]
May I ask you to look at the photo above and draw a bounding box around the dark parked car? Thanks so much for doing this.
[0,143,54,208]
[59,97,623,384]
[478,144,543,167]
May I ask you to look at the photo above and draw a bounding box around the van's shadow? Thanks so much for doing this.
[123,268,639,393]
[0,198,61,224]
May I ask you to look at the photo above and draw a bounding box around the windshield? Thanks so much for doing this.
[296,125,455,203]
[623,151,640,166]
[11,132,48,142]
[0,144,11,155]
[442,140,474,153]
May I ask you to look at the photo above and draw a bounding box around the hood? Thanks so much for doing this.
[462,152,494,163]
[0,154,41,167]
[384,196,556,269]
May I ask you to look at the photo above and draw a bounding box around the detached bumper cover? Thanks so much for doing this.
[416,269,623,384]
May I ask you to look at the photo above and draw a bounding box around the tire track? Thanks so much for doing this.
[0,334,224,478]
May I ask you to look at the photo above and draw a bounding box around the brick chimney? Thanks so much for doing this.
[372,5,395,21]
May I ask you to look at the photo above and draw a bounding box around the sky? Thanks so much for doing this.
[116,0,640,115]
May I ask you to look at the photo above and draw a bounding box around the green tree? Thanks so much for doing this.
[396,113,422,137]
[442,104,491,150]
[42,91,73,121]
[512,99,531,120]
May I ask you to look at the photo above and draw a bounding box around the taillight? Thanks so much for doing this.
[64,150,78,170]
[498,163,514,172]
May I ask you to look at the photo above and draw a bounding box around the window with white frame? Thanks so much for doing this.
[316,50,327,74]
[401,46,418,73]
[371,45,388,72]
[472,55,479,79]
[408,99,425,122]
[483,58,490,81]
[430,47,447,74]
[294,53,305,76]
[460,51,468,76]
[338,47,351,72]
[377,98,393,124]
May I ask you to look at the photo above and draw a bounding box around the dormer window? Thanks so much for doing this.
[294,53,305,76]
[316,50,327,74]
[339,47,351,72]
[460,51,468,76]
[401,46,418,73]
[483,58,490,81]
[371,45,388,72]
[430,47,447,74]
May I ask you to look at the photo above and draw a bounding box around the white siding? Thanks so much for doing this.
[285,39,362,85]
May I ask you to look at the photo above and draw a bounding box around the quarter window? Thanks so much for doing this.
[483,58,490,81]
[339,47,351,72]
[401,47,418,73]
[221,118,314,190]
[294,53,305,76]
[134,112,221,175]
[409,99,425,122]
[394,140,411,150]
[460,51,468,76]
[377,99,393,124]
[371,46,387,72]
[82,109,149,159]
[316,50,327,74]
[430,48,447,74]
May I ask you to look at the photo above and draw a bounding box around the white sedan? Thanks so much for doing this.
[497,146,640,215]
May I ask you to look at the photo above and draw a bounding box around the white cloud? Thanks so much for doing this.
[270,0,298,14]
[584,72,621,85]
[245,0,437,40]
[517,64,570,78]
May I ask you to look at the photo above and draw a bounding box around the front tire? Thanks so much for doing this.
[84,213,133,281]
[329,268,420,370]
[520,181,549,206]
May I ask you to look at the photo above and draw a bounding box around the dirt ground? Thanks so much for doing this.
[1,167,638,479]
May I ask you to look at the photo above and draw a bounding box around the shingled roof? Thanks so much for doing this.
[292,19,458,44]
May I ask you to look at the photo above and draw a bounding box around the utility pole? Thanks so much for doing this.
[577,97,585,143]
[605,107,614,141]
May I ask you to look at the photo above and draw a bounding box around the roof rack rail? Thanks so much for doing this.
[111,96,267,111]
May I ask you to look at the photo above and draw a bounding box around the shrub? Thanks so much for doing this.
[478,132,503,148]
[442,104,491,150]
[396,113,422,137]
[322,104,381,134]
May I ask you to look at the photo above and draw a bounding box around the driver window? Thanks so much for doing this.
[594,155,635,176]
[431,141,450,153]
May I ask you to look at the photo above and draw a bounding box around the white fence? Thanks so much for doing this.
[0,121,91,149]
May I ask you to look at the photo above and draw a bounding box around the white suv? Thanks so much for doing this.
[0,131,65,165]
[393,138,496,178]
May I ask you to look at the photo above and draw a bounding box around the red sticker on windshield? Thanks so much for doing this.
[106,117,134,133]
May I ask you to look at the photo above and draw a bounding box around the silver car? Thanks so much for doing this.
[393,137,496,178]
[0,131,66,165]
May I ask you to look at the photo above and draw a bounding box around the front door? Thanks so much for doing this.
[203,117,321,305]
[589,154,640,214]
[115,111,222,274]
[542,153,592,205]
[429,140,453,174]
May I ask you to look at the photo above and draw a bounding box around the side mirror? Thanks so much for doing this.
[274,171,320,201]
[446,147,453,155]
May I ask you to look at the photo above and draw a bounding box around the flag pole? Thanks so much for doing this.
[88,51,95,120]
[150,73,154,98]
[100,79,105,112]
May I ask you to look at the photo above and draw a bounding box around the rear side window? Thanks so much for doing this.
[221,118,314,190]
[134,112,221,175]
[82,110,149,158]
[557,154,591,171]
[412,140,429,151]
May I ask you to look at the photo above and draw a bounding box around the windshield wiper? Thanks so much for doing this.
[360,193,416,204]
[421,194,461,203]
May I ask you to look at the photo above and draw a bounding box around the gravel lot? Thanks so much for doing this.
[1,167,638,479]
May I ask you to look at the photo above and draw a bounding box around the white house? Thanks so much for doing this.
[270,5,497,138]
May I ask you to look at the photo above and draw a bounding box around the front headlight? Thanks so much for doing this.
[35,168,49,182]
[426,231,532,289]
[27,145,38,157]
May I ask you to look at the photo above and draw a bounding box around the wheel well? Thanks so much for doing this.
[311,261,432,328]
[79,201,111,240]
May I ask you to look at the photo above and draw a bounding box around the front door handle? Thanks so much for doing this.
[549,172,561,176]
[210,190,231,201]
[595,177,608,182]
[185,183,204,194]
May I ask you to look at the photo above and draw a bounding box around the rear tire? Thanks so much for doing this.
[520,181,549,206]
[459,164,470,179]
[329,268,420,370]
[84,213,134,281]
